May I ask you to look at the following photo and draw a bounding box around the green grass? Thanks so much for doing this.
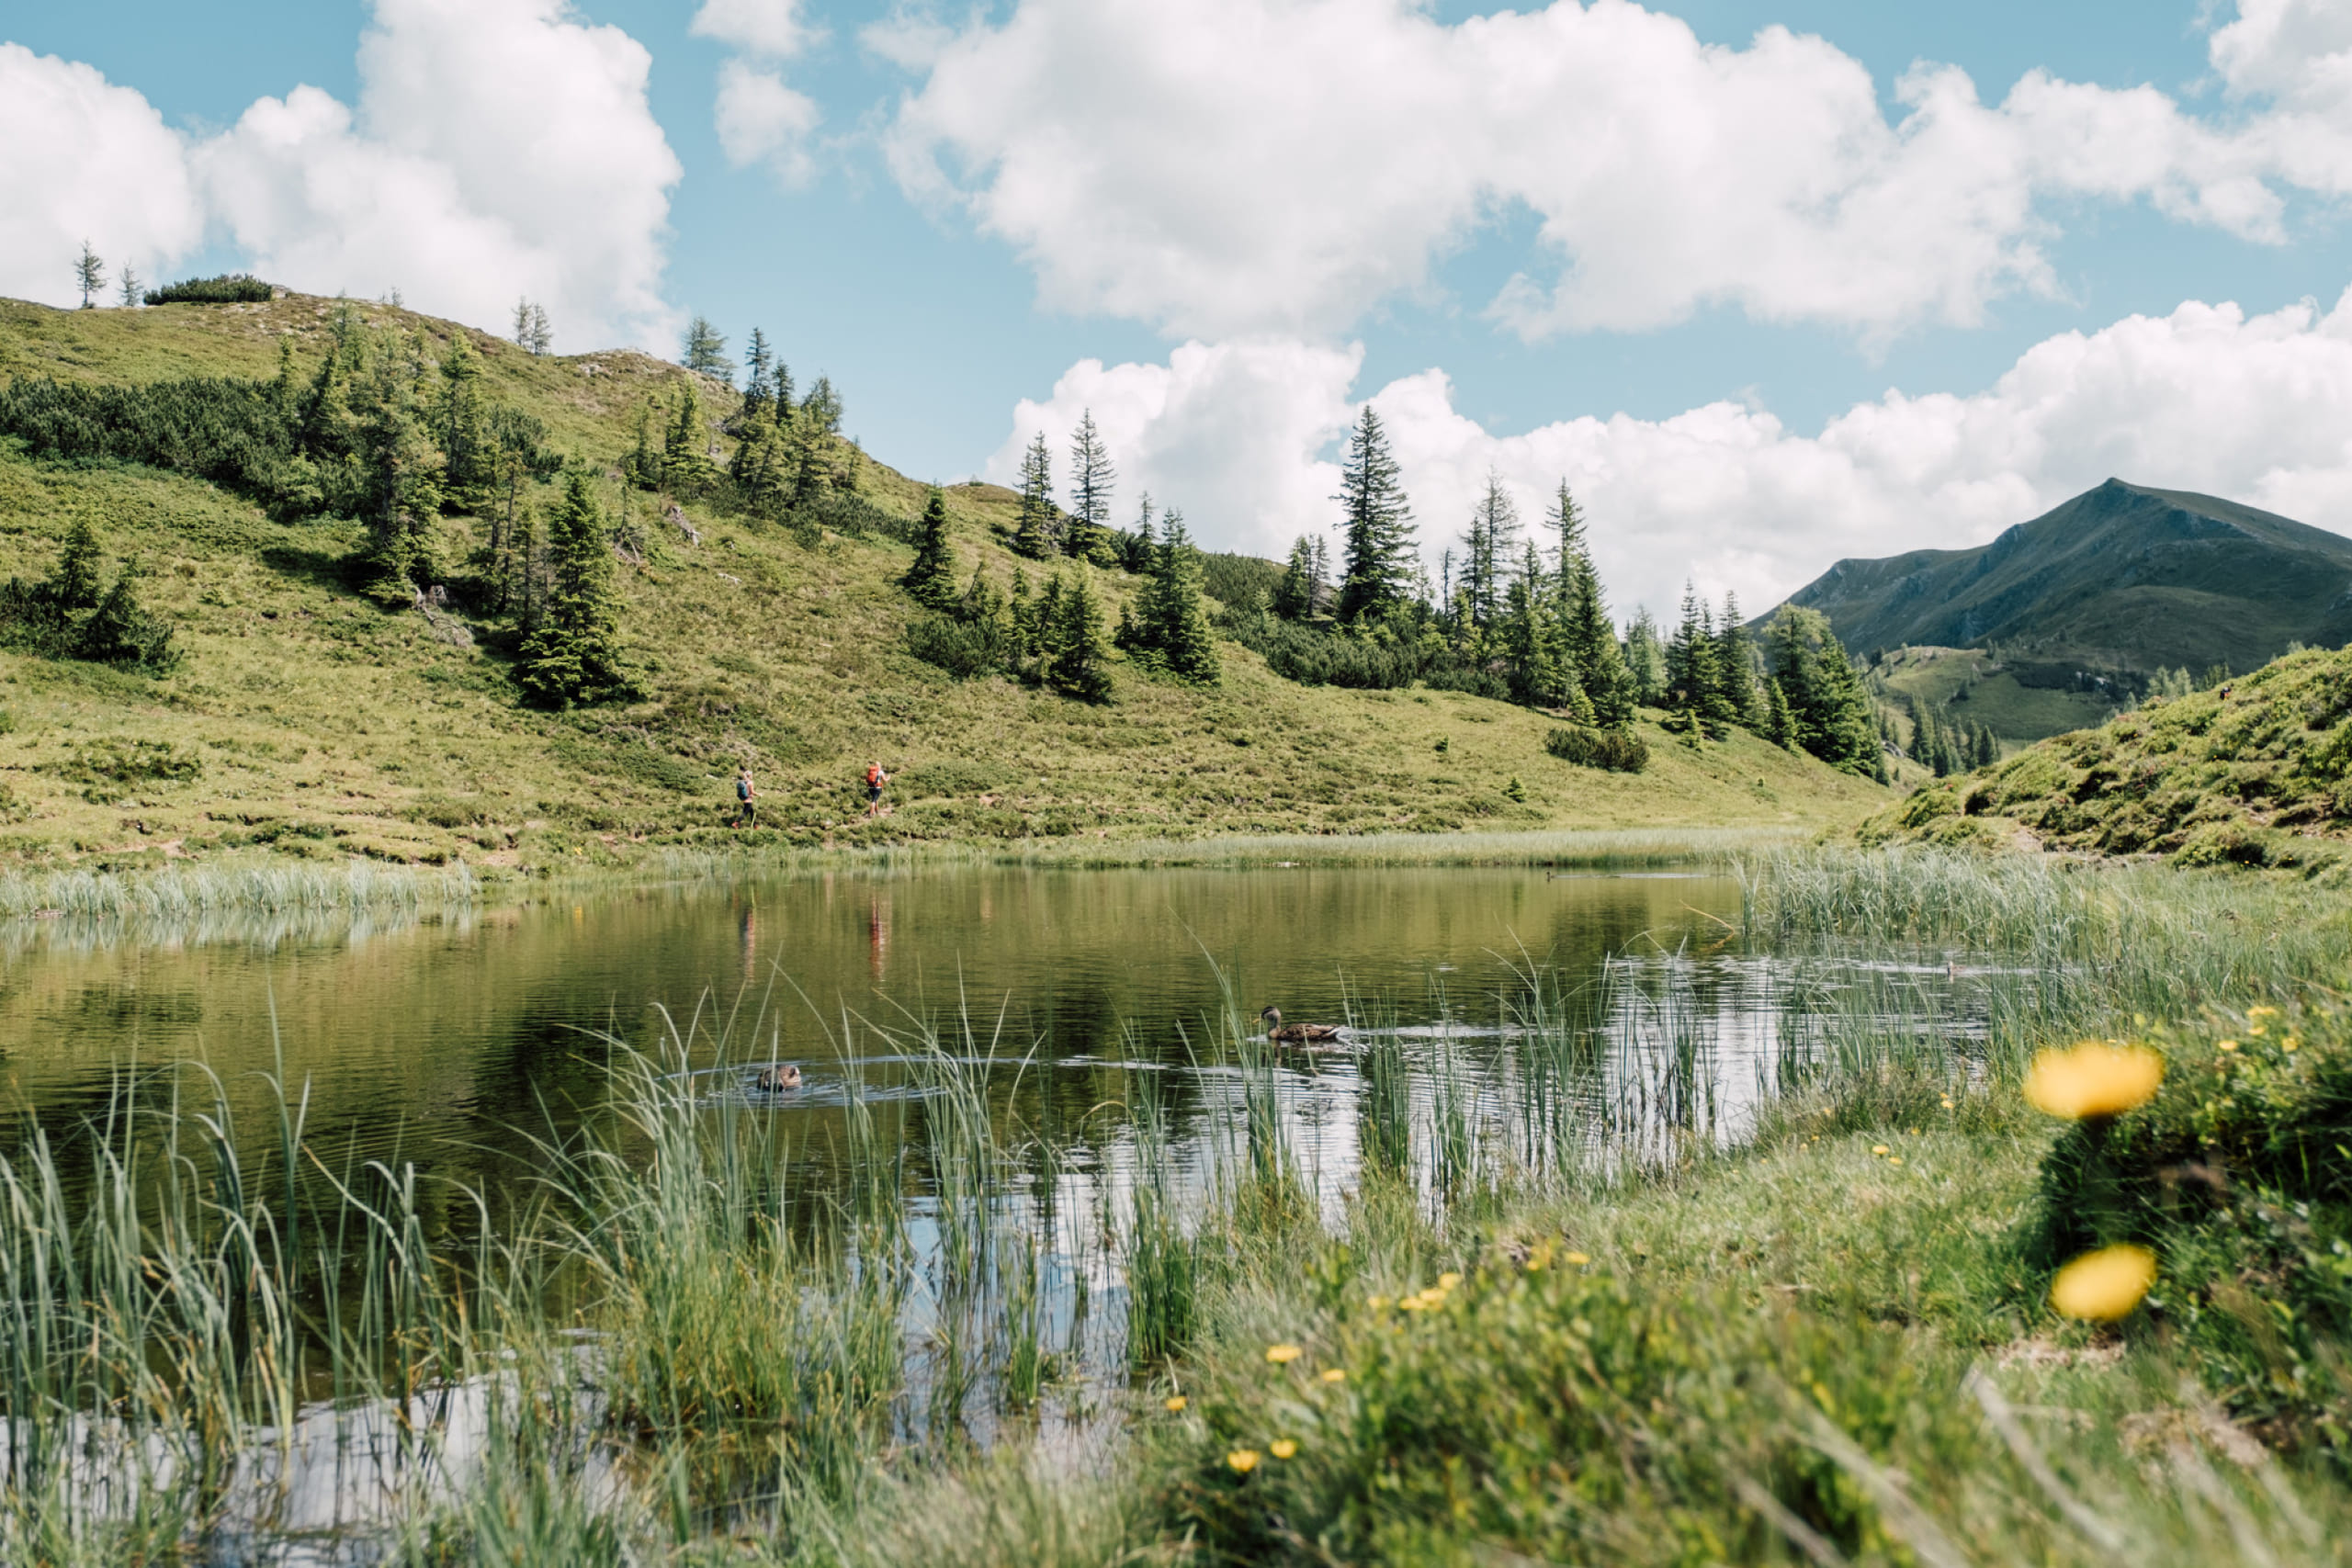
[11,850,2352,1563]
[0,293,1886,880]
[1873,645,2120,750]
[1863,644,2352,871]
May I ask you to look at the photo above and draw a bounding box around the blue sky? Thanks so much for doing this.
[6,0,2352,616]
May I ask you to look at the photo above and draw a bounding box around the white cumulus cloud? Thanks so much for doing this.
[694,0,823,186]
[0,44,203,304]
[888,0,2346,341]
[998,288,2352,623]
[691,0,818,59]
[0,1,682,352]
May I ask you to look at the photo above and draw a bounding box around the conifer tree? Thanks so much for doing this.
[436,332,489,506]
[1333,405,1415,624]
[516,468,631,707]
[902,489,959,609]
[356,348,444,587]
[1047,571,1115,702]
[1765,676,1797,750]
[1012,432,1057,559]
[1623,607,1668,705]
[1499,541,1568,707]
[118,266,141,309]
[46,519,105,614]
[74,243,105,310]
[1008,566,1035,660]
[1714,592,1758,728]
[1666,585,1733,739]
[1459,472,1518,629]
[1272,536,1317,620]
[1066,410,1118,565]
[1135,511,1219,684]
[682,315,730,382]
[662,380,719,493]
[1766,607,1881,776]
[741,328,775,421]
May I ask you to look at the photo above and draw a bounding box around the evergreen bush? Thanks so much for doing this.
[143,274,275,305]
[1544,725,1649,773]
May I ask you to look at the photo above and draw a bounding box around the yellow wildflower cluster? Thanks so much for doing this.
[2051,1244,2157,1321]
[1397,1272,1464,1313]
[2023,1042,2165,1120]
[1264,1343,1303,1365]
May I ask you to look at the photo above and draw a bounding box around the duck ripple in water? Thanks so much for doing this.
[752,1062,802,1094]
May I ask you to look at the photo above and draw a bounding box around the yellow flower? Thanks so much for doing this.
[2219,1039,2239,1053]
[2023,1043,2165,1120]
[1437,1272,1463,1291]
[1164,1395,1188,1413]
[2247,1023,2267,1037]
[2248,1006,2280,1019]
[1227,1450,1261,1473]
[1563,1250,1591,1267]
[1940,1097,1955,1109]
[2284,1036,2301,1054]
[1871,1145,1889,1156]
[1270,1438,1298,1460]
[1367,1295,1390,1312]
[2051,1244,2157,1321]
[1265,1344,1303,1365]
[1888,1156,1905,1167]
[1524,1242,1554,1271]
[1320,1368,1347,1383]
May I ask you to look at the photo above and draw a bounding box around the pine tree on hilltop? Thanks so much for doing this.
[902,489,960,609]
[1460,471,1519,629]
[118,265,141,310]
[516,468,633,707]
[1013,432,1057,559]
[1066,410,1118,565]
[741,328,775,422]
[75,243,106,310]
[1334,405,1416,624]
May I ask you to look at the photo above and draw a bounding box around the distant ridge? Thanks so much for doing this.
[1773,479,2352,675]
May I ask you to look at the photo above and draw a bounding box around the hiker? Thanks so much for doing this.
[864,761,889,818]
[735,766,757,828]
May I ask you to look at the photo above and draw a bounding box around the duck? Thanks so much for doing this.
[1260,1007,1343,1044]
[753,1062,803,1093]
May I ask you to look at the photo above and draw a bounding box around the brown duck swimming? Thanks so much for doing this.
[754,1063,803,1093]
[1261,1007,1342,1044]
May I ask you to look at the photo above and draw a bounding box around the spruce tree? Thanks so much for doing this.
[1666,585,1733,739]
[1139,511,1220,684]
[46,519,105,614]
[1766,607,1880,776]
[1272,536,1317,620]
[1333,405,1415,624]
[118,266,141,310]
[741,328,775,421]
[902,489,959,608]
[355,348,444,588]
[516,468,631,707]
[1460,472,1518,629]
[1623,607,1668,706]
[1066,410,1118,565]
[1714,592,1758,729]
[1046,573,1114,702]
[436,332,489,506]
[1012,432,1057,559]
[1498,542,1568,707]
[1765,676,1796,750]
[74,243,105,310]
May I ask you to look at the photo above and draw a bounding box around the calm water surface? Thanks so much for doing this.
[0,865,1779,1185]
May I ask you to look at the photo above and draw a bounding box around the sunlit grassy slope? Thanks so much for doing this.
[0,294,1885,872]
[1862,644,2352,872]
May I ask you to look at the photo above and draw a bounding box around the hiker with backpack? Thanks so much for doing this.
[864,761,889,818]
[734,766,757,828]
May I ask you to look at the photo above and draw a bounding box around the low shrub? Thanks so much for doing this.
[143,274,276,305]
[1544,725,1648,773]
[906,615,1002,680]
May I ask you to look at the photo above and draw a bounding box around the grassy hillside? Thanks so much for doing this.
[0,295,1885,874]
[1860,644,2352,872]
[1781,479,2352,703]
[1871,644,2122,752]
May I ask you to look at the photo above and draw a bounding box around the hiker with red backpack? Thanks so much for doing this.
[864,761,889,818]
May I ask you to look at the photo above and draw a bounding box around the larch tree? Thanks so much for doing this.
[74,243,105,310]
[682,315,730,383]
[1333,405,1416,624]
[118,266,141,309]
